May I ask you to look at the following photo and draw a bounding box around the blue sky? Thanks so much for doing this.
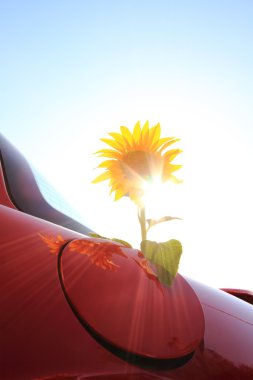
[1,1,253,290]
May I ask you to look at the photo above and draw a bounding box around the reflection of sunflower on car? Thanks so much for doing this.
[93,121,182,205]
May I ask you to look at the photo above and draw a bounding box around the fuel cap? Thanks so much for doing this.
[60,238,204,360]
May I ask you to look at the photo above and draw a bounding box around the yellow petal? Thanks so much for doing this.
[95,149,121,159]
[140,121,149,146]
[167,174,183,184]
[92,171,111,183]
[128,188,143,205]
[147,123,160,146]
[110,182,127,197]
[109,177,118,186]
[120,126,133,147]
[109,178,122,192]
[114,188,127,201]
[110,185,117,194]
[98,160,116,169]
[159,138,181,153]
[100,138,124,152]
[164,163,183,174]
[164,148,183,162]
[108,132,127,148]
[149,123,161,144]
[133,121,141,145]
[152,137,175,150]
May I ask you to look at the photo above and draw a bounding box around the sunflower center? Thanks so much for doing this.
[120,150,163,182]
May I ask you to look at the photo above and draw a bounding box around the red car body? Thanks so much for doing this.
[1,133,253,380]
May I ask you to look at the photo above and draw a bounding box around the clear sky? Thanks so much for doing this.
[1,0,253,290]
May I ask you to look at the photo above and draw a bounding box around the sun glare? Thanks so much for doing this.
[142,177,174,219]
[143,176,181,219]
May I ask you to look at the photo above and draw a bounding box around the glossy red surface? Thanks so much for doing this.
[0,162,15,208]
[1,134,253,379]
[188,278,253,367]
[1,206,253,379]
[0,206,141,379]
[221,288,253,305]
[61,239,205,359]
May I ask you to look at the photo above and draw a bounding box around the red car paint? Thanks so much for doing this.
[1,134,253,380]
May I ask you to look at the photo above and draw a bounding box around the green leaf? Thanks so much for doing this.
[89,232,106,239]
[141,239,182,286]
[111,238,132,248]
[89,232,132,248]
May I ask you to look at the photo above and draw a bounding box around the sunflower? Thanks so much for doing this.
[93,121,182,204]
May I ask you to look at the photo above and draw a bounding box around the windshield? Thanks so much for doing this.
[0,133,93,235]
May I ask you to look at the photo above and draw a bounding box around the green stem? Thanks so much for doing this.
[139,206,147,242]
